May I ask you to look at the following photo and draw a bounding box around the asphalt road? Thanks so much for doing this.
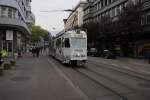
[0,54,150,100]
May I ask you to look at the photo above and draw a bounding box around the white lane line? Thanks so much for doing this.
[130,62,149,67]
[140,70,150,74]
[111,63,118,67]
[109,63,133,71]
[125,67,132,70]
[48,59,91,100]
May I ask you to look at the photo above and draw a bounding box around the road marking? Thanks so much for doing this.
[125,67,132,70]
[140,70,150,74]
[130,62,149,67]
[48,59,91,100]
[111,63,118,67]
[102,61,107,64]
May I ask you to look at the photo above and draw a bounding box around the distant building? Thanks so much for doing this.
[64,1,87,31]
[0,0,35,57]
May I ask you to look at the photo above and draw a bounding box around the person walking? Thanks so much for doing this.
[36,47,40,57]
[31,47,36,57]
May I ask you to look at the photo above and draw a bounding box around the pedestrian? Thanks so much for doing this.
[0,52,3,66]
[36,47,40,57]
[40,47,43,54]
[32,47,36,57]
[18,49,22,58]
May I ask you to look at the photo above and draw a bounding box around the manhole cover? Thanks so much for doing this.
[11,76,30,82]
[138,83,150,88]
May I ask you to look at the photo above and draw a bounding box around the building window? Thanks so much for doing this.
[116,5,121,15]
[1,6,8,17]
[18,12,21,20]
[12,9,16,18]
[112,8,115,17]
[8,8,13,18]
[110,9,113,17]
[108,0,112,4]
[101,0,104,7]
[0,6,1,17]
[105,0,107,6]
[141,15,146,25]
[114,7,117,16]
[147,15,150,24]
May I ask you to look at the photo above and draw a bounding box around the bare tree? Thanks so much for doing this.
[118,1,143,34]
[116,0,143,56]
[83,21,99,48]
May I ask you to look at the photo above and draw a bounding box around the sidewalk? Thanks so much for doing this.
[0,53,83,100]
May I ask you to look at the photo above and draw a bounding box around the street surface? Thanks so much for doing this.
[0,53,150,100]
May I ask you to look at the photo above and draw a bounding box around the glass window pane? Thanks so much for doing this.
[8,8,12,18]
[147,15,150,24]
[71,38,86,48]
[1,7,7,17]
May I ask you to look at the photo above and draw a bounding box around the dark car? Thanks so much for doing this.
[102,49,116,59]
[88,48,101,57]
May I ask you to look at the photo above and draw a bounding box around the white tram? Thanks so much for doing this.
[49,29,87,66]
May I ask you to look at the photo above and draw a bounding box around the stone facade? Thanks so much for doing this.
[64,1,87,31]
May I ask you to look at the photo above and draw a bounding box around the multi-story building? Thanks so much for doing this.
[84,0,132,24]
[84,0,150,58]
[0,0,35,58]
[64,1,87,31]
[142,0,150,32]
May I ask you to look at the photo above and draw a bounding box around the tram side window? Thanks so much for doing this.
[56,38,61,47]
[65,38,70,48]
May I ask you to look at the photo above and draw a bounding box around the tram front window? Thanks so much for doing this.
[71,38,86,48]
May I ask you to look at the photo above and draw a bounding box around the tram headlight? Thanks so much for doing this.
[73,54,80,57]
[77,53,80,57]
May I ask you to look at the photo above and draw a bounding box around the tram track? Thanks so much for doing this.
[73,63,149,100]
[49,57,134,100]
[87,60,150,82]
[73,67,130,100]
[49,56,150,100]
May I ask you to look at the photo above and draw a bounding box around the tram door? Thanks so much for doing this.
[2,41,13,56]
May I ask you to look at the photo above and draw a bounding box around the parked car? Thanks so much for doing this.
[88,48,101,57]
[102,49,116,59]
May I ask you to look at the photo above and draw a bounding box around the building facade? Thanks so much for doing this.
[83,0,150,58]
[64,1,87,31]
[0,0,35,58]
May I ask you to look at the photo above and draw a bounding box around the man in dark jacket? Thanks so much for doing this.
[35,47,40,57]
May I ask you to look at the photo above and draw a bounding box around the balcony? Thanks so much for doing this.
[143,1,150,10]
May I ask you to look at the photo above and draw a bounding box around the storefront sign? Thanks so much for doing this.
[6,30,13,40]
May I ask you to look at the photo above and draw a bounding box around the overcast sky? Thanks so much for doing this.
[31,0,84,35]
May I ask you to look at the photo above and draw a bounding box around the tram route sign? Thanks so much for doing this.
[6,30,13,40]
